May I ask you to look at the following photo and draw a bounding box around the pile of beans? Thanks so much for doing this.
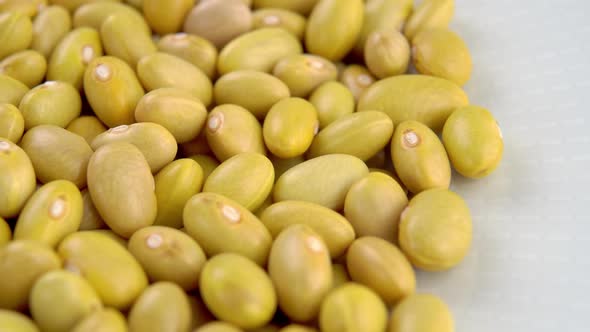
[0,0,504,331]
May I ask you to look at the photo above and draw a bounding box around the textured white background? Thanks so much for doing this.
[414,0,590,331]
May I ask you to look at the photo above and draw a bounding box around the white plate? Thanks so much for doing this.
[421,1,590,331]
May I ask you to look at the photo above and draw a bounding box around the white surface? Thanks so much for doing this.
[416,1,590,331]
